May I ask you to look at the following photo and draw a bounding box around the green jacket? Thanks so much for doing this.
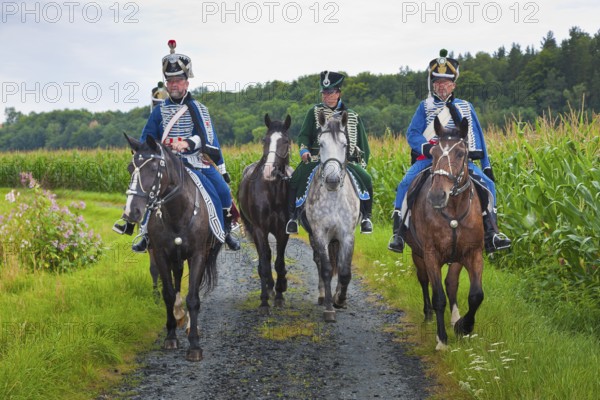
[297,102,370,168]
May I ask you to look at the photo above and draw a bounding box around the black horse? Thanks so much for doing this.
[122,134,223,361]
[238,114,292,315]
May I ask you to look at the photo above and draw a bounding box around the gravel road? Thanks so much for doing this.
[99,237,434,400]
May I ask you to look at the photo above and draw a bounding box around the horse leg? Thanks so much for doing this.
[413,256,433,321]
[173,259,187,328]
[425,254,448,350]
[310,235,325,305]
[273,233,289,308]
[445,262,462,327]
[149,251,160,305]
[454,252,485,336]
[254,229,274,315]
[316,243,336,322]
[185,256,204,362]
[158,261,178,350]
[333,240,352,309]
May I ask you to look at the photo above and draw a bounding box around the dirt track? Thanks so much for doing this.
[99,237,433,399]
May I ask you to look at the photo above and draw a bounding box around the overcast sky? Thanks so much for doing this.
[1,0,599,122]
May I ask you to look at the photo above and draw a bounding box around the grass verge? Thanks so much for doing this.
[0,188,163,400]
[353,228,600,399]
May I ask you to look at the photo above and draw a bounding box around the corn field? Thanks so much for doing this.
[1,112,598,332]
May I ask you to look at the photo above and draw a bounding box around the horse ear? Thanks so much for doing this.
[284,114,292,131]
[146,135,159,151]
[124,133,142,152]
[434,116,442,135]
[318,110,326,128]
[459,118,469,139]
[264,113,271,128]
[341,111,348,128]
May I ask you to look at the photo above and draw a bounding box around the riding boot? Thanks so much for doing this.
[360,198,373,234]
[388,209,406,253]
[483,211,511,253]
[285,186,299,234]
[223,211,241,251]
[113,219,135,235]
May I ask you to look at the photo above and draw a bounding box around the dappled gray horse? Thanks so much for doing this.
[302,110,361,322]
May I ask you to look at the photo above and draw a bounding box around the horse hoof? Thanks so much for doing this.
[258,305,271,316]
[333,294,347,309]
[435,341,449,351]
[318,296,324,305]
[163,338,179,350]
[453,318,474,336]
[323,310,336,323]
[186,348,203,362]
[274,298,285,308]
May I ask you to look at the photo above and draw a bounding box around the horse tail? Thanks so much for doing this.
[199,242,222,293]
[328,240,340,277]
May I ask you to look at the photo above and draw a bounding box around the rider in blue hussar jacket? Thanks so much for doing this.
[388,49,511,254]
[113,40,240,252]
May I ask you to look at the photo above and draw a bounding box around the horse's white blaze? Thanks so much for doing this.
[451,304,461,327]
[263,132,282,181]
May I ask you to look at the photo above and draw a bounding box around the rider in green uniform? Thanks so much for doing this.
[286,71,374,234]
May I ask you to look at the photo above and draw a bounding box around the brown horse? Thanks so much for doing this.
[238,114,292,315]
[405,116,485,350]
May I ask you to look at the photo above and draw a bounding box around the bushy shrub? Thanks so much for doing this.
[0,172,103,272]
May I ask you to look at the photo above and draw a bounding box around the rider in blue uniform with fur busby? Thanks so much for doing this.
[113,40,240,252]
[388,49,511,254]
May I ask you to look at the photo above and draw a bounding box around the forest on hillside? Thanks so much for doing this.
[1,27,598,150]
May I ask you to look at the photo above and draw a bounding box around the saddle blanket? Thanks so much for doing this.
[185,167,226,243]
[295,164,369,208]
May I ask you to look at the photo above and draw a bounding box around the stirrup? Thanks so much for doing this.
[132,234,148,253]
[360,218,373,234]
[387,234,405,253]
[286,219,298,234]
[485,233,511,253]
[112,219,134,235]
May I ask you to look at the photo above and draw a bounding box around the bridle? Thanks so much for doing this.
[431,138,471,197]
[262,133,291,181]
[126,146,184,215]
[317,129,348,191]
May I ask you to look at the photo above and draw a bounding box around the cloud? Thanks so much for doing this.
[1,0,599,123]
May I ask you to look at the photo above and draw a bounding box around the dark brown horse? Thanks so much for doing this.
[238,114,292,315]
[122,134,223,361]
[405,117,485,350]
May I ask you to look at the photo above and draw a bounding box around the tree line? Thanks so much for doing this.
[1,27,598,150]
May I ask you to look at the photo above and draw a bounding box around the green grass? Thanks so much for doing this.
[0,188,163,400]
[353,229,600,400]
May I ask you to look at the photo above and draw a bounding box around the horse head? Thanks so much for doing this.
[262,114,291,181]
[428,116,470,208]
[122,134,171,223]
[317,110,349,191]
